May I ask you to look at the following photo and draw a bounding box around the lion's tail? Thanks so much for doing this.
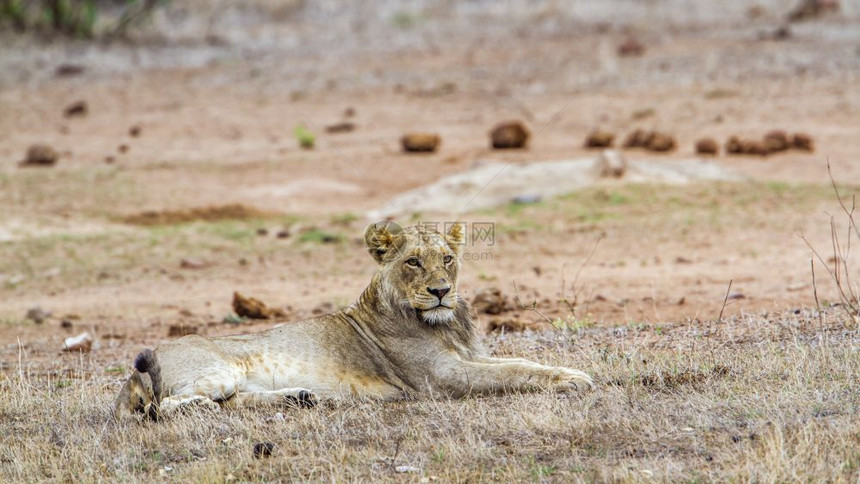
[134,349,163,406]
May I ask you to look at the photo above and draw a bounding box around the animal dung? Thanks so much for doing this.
[622,129,676,152]
[401,133,441,153]
[584,130,615,149]
[792,132,814,151]
[725,131,814,156]
[763,130,790,153]
[788,0,840,22]
[646,132,676,152]
[232,291,287,319]
[623,129,651,148]
[63,100,88,118]
[20,144,59,167]
[695,138,719,155]
[489,121,530,149]
[167,324,198,337]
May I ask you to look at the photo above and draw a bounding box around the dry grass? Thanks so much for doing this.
[2,310,858,482]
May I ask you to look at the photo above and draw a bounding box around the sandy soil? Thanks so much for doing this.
[1,0,858,364]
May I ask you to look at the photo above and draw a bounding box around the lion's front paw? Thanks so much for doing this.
[552,368,594,392]
[156,395,222,417]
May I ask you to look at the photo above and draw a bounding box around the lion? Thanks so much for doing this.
[115,221,593,419]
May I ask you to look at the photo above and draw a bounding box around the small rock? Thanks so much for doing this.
[584,130,615,148]
[276,230,290,239]
[253,442,275,459]
[490,121,530,149]
[596,149,627,178]
[727,292,746,300]
[256,228,269,236]
[233,292,286,319]
[104,156,115,164]
[792,132,814,151]
[325,122,355,134]
[129,125,142,137]
[117,144,129,154]
[472,287,511,315]
[674,256,693,264]
[618,38,645,57]
[60,320,73,329]
[695,138,719,155]
[20,144,59,167]
[64,100,88,118]
[401,133,441,153]
[63,332,93,353]
[395,465,421,474]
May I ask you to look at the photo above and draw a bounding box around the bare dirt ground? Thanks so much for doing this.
[1,1,859,481]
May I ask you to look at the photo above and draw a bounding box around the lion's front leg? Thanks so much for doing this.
[431,357,593,396]
[472,355,536,365]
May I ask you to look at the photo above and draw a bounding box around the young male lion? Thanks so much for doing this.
[116,222,593,419]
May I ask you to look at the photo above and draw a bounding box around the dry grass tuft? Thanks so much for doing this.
[1,310,858,482]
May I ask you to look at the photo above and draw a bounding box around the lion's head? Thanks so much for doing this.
[364,221,465,325]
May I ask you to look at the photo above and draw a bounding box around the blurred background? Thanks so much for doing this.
[1,0,858,338]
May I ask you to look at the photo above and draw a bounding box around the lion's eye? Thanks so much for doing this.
[443,255,453,264]
[406,258,420,267]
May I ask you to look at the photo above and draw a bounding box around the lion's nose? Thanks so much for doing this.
[427,286,450,300]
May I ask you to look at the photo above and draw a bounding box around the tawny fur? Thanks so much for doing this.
[115,223,593,419]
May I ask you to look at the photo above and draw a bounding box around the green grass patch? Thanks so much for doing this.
[299,229,343,244]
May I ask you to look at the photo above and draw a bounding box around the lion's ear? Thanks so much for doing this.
[364,221,405,263]
[445,222,466,255]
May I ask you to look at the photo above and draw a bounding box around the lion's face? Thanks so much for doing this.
[365,222,464,325]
